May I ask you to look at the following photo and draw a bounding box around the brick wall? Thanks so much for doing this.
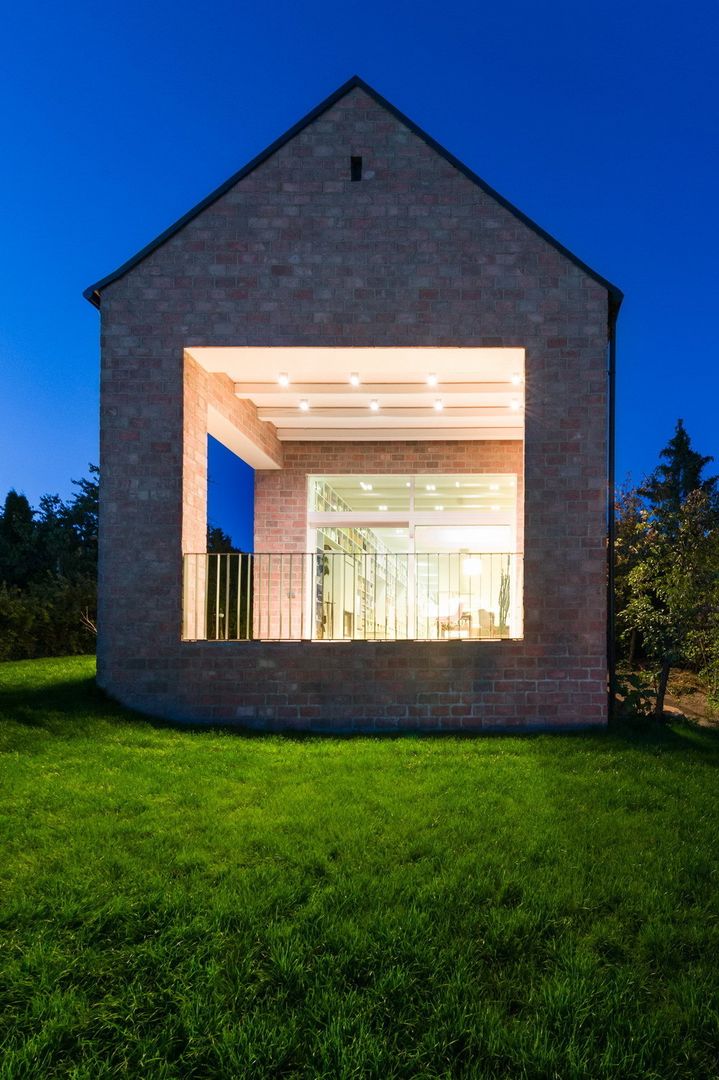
[95,85,609,730]
[255,440,524,553]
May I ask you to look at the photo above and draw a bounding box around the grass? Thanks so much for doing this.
[1,658,719,1078]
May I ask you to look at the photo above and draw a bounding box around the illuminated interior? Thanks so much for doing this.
[184,346,526,642]
[307,474,522,640]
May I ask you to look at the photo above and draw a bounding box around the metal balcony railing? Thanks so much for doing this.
[183,552,523,642]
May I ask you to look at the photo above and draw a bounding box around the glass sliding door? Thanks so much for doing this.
[414,527,514,639]
[307,474,521,640]
[315,527,410,640]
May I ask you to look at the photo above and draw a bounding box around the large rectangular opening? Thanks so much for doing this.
[183,346,525,642]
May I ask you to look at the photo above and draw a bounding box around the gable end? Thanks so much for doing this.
[83,75,623,321]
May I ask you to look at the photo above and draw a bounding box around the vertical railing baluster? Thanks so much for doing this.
[195,552,200,640]
[224,554,230,640]
[382,554,385,641]
[279,553,283,640]
[375,551,378,640]
[234,553,240,640]
[214,554,220,640]
[289,554,293,640]
[267,554,272,640]
[244,554,249,640]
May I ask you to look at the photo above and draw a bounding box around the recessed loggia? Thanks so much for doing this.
[188,346,526,444]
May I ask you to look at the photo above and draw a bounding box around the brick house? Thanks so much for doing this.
[84,76,622,732]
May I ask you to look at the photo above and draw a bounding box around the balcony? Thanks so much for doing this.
[183,551,523,642]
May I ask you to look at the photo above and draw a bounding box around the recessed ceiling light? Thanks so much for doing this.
[510,398,520,411]
[435,504,444,510]
[433,398,444,412]
[490,483,499,491]
[379,504,388,511]
[455,481,461,488]
[359,481,373,491]
[491,504,500,511]
[427,373,438,387]
[278,372,290,386]
[349,372,360,387]
[511,373,522,385]
[369,399,380,411]
[299,398,309,411]
[426,484,436,492]
[405,481,411,487]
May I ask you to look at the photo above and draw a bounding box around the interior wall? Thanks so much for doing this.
[254,440,524,555]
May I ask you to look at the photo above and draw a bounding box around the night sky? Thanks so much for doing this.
[2,0,718,547]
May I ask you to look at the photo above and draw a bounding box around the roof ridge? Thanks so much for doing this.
[83,74,622,317]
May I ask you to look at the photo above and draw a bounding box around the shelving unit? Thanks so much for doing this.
[314,480,408,640]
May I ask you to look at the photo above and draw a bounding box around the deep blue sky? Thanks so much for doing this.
[2,0,718,530]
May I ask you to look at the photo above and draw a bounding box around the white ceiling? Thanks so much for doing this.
[188,347,525,444]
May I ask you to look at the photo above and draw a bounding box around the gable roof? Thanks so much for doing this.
[83,75,623,319]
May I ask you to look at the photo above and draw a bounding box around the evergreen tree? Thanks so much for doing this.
[640,419,718,529]
[0,491,37,586]
[207,525,239,553]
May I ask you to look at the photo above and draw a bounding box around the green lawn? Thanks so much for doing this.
[1,658,719,1079]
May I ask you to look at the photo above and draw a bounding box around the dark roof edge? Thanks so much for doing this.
[83,74,623,315]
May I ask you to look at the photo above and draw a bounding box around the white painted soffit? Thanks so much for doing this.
[189,347,525,443]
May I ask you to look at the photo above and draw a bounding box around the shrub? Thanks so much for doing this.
[0,576,96,661]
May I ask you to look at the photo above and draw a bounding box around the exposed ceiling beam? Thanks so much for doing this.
[275,427,524,442]
[258,406,522,422]
[235,381,519,396]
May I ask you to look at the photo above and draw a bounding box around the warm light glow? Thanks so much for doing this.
[378,504,388,511]
[359,481,373,491]
[426,484,436,491]
[510,398,520,411]
[463,558,482,576]
[426,373,438,387]
[490,483,499,491]
[511,373,521,385]
[433,398,444,412]
[369,399,380,411]
[491,504,500,511]
[349,372,360,386]
[299,399,309,411]
[278,372,290,386]
[435,504,444,510]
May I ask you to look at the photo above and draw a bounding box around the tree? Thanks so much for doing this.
[0,467,100,660]
[640,419,718,531]
[624,490,718,718]
[619,421,719,720]
[0,491,39,586]
[614,483,650,666]
[207,525,239,553]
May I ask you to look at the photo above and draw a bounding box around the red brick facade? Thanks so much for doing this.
[92,83,613,731]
